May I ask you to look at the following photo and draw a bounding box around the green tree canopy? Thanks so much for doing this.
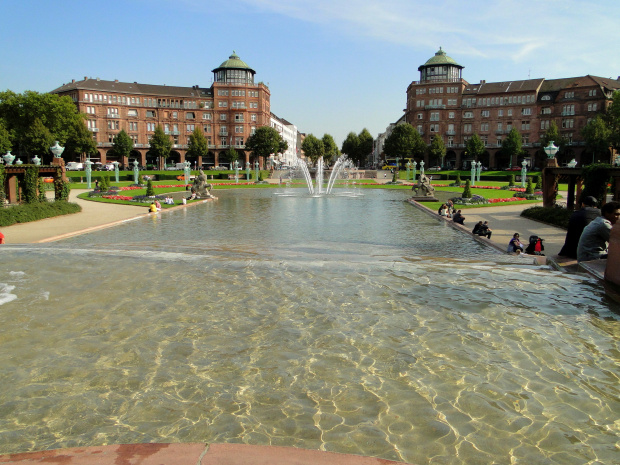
[63,116,97,160]
[222,146,239,166]
[355,128,374,167]
[428,134,446,167]
[581,116,612,163]
[112,129,134,160]
[321,134,339,164]
[604,90,620,153]
[502,128,522,167]
[383,123,426,161]
[0,90,88,158]
[301,134,325,165]
[0,120,11,153]
[149,125,172,162]
[341,132,359,161]
[465,133,485,161]
[539,121,567,154]
[187,127,209,160]
[245,126,287,161]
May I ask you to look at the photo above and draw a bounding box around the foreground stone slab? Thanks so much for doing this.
[0,444,415,465]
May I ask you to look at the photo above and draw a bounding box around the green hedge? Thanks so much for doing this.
[520,206,571,229]
[0,201,82,227]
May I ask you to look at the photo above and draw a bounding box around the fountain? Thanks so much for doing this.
[293,155,353,196]
[0,189,618,464]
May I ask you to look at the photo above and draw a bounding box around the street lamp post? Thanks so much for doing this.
[112,161,120,183]
[184,161,191,185]
[132,159,140,185]
[406,161,411,182]
[254,161,259,183]
[234,160,240,184]
[246,162,251,181]
[420,161,425,178]
[521,160,528,188]
[412,161,417,182]
[470,162,476,186]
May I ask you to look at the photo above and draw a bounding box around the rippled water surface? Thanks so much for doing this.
[0,189,618,464]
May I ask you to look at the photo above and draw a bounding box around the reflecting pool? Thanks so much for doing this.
[0,188,618,464]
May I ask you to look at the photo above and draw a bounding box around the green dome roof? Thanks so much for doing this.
[422,47,462,68]
[214,51,254,71]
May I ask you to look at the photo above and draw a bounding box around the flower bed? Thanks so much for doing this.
[488,197,527,203]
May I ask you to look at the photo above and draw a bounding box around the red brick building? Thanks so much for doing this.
[51,52,271,168]
[406,48,620,169]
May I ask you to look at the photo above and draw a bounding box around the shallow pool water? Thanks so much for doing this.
[0,188,618,464]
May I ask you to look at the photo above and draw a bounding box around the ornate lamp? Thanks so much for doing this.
[521,160,528,188]
[544,141,559,159]
[32,155,41,165]
[3,151,15,165]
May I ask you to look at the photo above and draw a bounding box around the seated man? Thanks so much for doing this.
[558,196,600,258]
[452,210,465,225]
[577,201,620,262]
[473,221,492,239]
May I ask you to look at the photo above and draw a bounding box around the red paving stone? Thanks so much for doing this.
[0,444,415,465]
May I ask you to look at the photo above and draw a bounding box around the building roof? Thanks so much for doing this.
[421,47,463,68]
[50,78,213,98]
[463,78,544,95]
[212,51,255,73]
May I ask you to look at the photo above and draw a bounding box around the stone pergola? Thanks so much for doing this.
[542,159,620,209]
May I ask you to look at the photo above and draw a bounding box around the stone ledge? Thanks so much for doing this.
[0,444,414,465]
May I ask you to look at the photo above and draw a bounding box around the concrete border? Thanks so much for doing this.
[0,443,413,465]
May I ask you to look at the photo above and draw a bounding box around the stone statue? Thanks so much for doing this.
[412,173,435,197]
[190,170,213,199]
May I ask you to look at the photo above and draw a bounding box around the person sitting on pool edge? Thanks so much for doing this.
[577,201,620,262]
[508,233,524,253]
[473,221,492,239]
[452,210,465,225]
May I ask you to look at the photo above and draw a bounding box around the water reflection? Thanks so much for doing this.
[0,189,618,465]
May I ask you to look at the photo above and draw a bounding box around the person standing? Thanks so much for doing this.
[559,196,600,258]
[577,201,620,262]
[0,231,4,244]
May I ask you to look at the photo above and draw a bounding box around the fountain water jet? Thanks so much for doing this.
[294,155,350,196]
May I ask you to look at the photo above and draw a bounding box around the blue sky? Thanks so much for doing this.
[1,0,619,146]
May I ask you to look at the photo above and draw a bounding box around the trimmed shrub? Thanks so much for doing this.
[525,177,534,195]
[521,206,571,229]
[145,179,155,197]
[535,175,542,190]
[462,179,472,198]
[507,174,515,186]
[0,201,81,227]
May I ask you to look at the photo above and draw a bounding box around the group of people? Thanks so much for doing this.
[149,199,162,213]
[558,196,620,262]
[437,201,455,218]
[472,221,492,239]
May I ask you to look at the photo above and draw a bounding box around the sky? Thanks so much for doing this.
[1,0,619,146]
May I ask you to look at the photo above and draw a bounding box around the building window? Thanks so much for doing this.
[218,90,229,96]
[417,113,423,120]
[588,89,597,97]
[250,102,258,108]
[562,104,575,116]
[541,95,551,101]
[251,114,257,122]
[564,91,574,99]
[219,127,228,136]
[235,113,244,122]
[522,134,529,145]
[146,110,156,118]
[87,120,97,130]
[588,103,598,111]
[107,120,119,130]
[203,125,211,133]
[521,108,531,115]
[562,119,574,129]
[464,123,472,133]
[416,100,424,108]
[127,109,138,117]
[521,121,530,130]
[203,113,212,120]
[498,109,503,117]
[430,112,439,121]
[480,122,489,132]
[464,111,473,118]
[448,111,455,119]
[186,124,195,132]
[107,107,119,116]
[429,124,439,132]
[218,101,228,107]
[235,126,244,133]
[540,120,550,130]
[416,125,423,134]
[507,109,513,116]
[186,112,195,119]
[497,122,503,131]
[541,107,551,115]
[147,122,156,131]
[129,122,138,131]
[481,110,490,117]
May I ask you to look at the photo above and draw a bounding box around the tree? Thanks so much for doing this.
[149,125,172,168]
[428,134,446,167]
[64,116,97,161]
[187,127,209,161]
[465,133,485,162]
[245,126,287,163]
[341,132,359,161]
[0,90,88,159]
[582,116,612,164]
[462,179,472,198]
[321,134,339,164]
[301,134,325,165]
[22,118,53,158]
[356,128,374,167]
[112,129,133,161]
[502,128,522,167]
[222,146,239,167]
[539,121,567,153]
[383,123,426,161]
[0,120,11,153]
[604,90,620,153]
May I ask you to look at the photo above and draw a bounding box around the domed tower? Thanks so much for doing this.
[418,47,464,83]
[212,51,256,84]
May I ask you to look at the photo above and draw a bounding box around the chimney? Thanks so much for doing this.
[480,80,486,84]
[115,79,119,83]
[84,76,88,80]
[72,79,75,83]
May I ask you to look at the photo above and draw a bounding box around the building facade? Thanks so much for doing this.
[51,52,272,168]
[270,113,298,167]
[405,48,620,169]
